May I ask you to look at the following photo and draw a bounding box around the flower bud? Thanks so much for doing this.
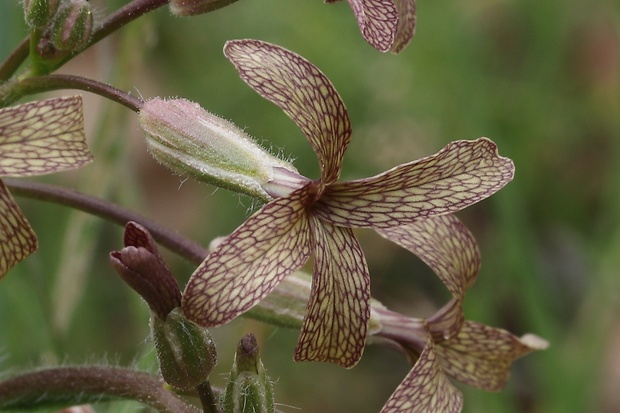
[151,308,217,390]
[50,0,93,52]
[224,333,274,413]
[169,0,240,16]
[23,0,60,28]
[110,222,182,320]
[138,98,308,202]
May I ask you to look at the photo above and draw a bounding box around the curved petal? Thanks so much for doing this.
[315,138,514,228]
[435,321,549,391]
[0,96,92,177]
[375,214,480,300]
[381,338,463,413]
[390,0,417,53]
[224,39,351,185]
[294,217,370,368]
[0,179,37,279]
[345,0,398,52]
[182,185,313,326]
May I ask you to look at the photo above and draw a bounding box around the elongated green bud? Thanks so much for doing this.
[169,0,240,16]
[23,0,60,28]
[151,308,217,390]
[50,0,93,52]
[224,333,274,413]
[138,98,308,203]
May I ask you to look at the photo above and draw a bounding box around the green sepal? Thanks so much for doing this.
[151,307,217,390]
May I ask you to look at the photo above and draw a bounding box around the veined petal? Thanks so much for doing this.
[375,214,480,300]
[182,185,313,326]
[381,338,463,413]
[224,39,351,185]
[391,0,417,53]
[435,321,549,391]
[294,217,370,368]
[0,179,37,279]
[315,138,514,228]
[346,0,398,52]
[0,96,92,177]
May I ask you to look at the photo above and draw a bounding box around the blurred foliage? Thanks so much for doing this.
[1,0,619,412]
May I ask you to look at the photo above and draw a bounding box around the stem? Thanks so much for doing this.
[54,0,169,72]
[19,74,143,111]
[0,366,200,413]
[91,0,169,46]
[0,36,29,81]
[5,178,207,264]
[1,74,143,110]
[196,381,220,413]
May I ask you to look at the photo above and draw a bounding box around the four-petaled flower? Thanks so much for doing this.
[0,96,92,279]
[366,214,548,412]
[182,39,515,367]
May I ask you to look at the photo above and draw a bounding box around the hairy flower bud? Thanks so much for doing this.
[23,0,60,28]
[151,308,217,390]
[169,0,240,16]
[50,0,93,52]
[138,98,308,202]
[224,333,274,413]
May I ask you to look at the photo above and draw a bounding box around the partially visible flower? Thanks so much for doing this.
[374,305,548,413]
[327,0,416,52]
[169,0,240,16]
[0,96,92,279]
[242,214,547,412]
[181,39,515,368]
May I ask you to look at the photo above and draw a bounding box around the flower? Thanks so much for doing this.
[0,96,92,279]
[375,306,549,413]
[328,0,416,53]
[366,214,548,412]
[244,213,547,412]
[182,39,515,367]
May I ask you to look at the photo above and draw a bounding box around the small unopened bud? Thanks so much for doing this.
[224,333,274,413]
[138,98,308,202]
[23,0,60,28]
[152,308,217,390]
[169,0,240,16]
[110,222,181,320]
[50,0,93,52]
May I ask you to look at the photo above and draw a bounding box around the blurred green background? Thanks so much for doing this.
[1,0,619,412]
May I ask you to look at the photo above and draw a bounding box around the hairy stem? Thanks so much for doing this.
[5,178,207,264]
[0,366,200,413]
[196,381,220,413]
